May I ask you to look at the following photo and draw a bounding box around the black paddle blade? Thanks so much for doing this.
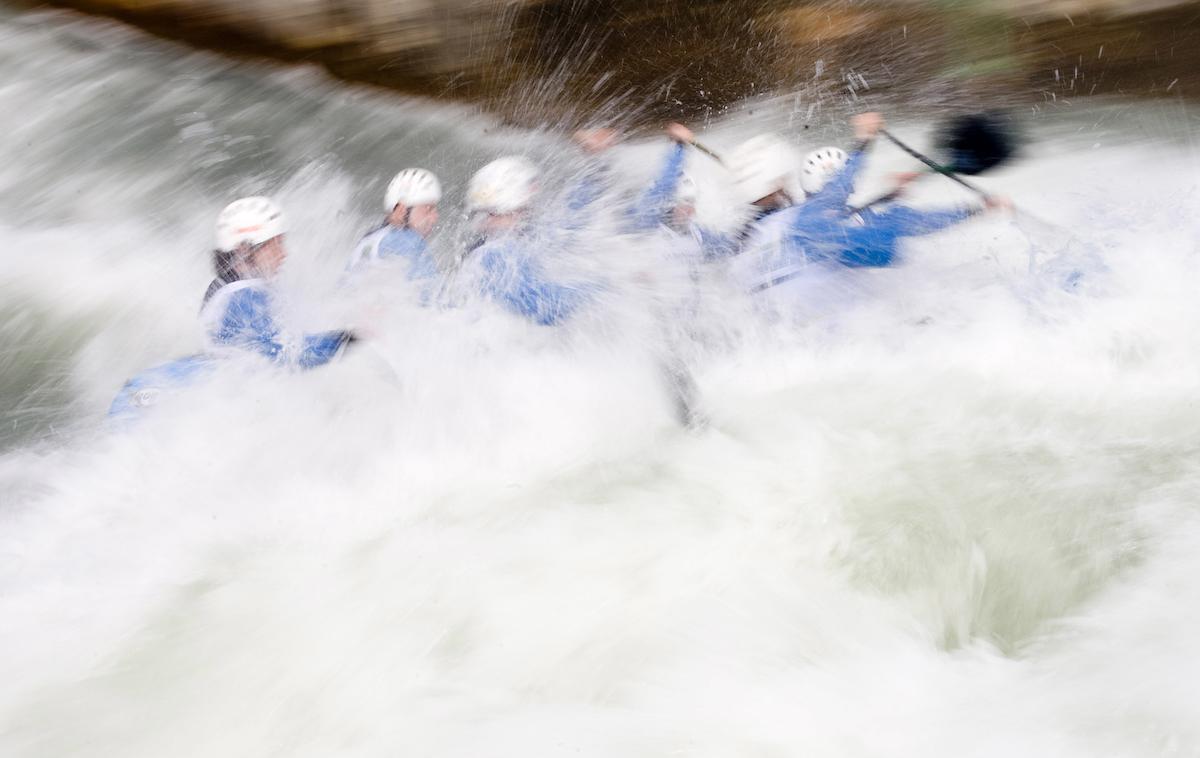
[935,112,1020,175]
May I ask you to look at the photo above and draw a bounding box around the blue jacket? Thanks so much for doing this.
[830,205,977,268]
[625,142,737,261]
[737,147,869,265]
[202,279,351,368]
[108,278,352,420]
[626,142,688,232]
[559,160,614,233]
[470,235,586,326]
[749,145,978,275]
[349,225,439,280]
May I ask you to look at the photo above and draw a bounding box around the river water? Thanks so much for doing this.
[2,7,1200,757]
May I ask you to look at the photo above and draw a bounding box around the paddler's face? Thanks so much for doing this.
[250,235,287,276]
[409,204,439,237]
[478,211,521,236]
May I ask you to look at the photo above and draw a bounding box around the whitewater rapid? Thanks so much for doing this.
[2,7,1200,757]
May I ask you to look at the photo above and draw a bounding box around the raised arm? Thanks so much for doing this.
[803,112,884,211]
[562,127,621,222]
[297,332,355,368]
[625,141,687,232]
[833,200,993,268]
[216,287,354,368]
[878,204,980,237]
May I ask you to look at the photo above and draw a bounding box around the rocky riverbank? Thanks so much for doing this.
[39,0,1200,124]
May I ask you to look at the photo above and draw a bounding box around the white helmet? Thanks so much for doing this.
[467,156,539,214]
[729,134,801,204]
[385,168,441,211]
[215,196,286,252]
[801,146,849,194]
[675,173,698,205]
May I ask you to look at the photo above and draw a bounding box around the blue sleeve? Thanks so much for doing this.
[216,288,350,368]
[480,248,584,326]
[215,288,285,362]
[564,161,611,214]
[832,205,976,268]
[298,332,353,368]
[877,205,976,237]
[554,164,610,235]
[625,143,686,232]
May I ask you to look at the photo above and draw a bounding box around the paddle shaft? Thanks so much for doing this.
[880,129,989,198]
[884,129,1072,235]
[691,132,976,211]
[693,129,988,189]
[691,128,1060,237]
[688,139,725,166]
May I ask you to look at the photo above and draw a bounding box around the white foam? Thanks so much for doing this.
[2,10,1200,756]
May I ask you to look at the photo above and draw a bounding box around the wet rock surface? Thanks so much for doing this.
[37,0,1200,123]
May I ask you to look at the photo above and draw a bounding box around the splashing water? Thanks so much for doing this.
[2,8,1200,758]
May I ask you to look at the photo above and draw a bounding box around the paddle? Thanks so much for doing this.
[753,113,1045,293]
[688,139,725,166]
[880,129,991,197]
[684,114,1020,210]
[934,112,1019,175]
[687,114,1066,261]
[851,112,1019,212]
[882,116,1068,240]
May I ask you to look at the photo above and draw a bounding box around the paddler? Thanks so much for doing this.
[111,196,358,418]
[731,113,1012,290]
[347,167,442,280]
[729,113,886,269]
[624,122,737,263]
[202,196,357,366]
[459,156,592,326]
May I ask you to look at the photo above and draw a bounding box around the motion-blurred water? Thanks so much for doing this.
[2,8,1200,757]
